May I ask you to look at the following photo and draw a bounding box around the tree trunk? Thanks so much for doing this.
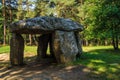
[112,35,119,50]
[7,0,12,45]
[105,40,108,46]
[8,0,12,21]
[112,26,119,50]
[17,0,23,20]
[29,34,32,45]
[97,39,100,46]
[2,0,6,45]
[86,40,89,46]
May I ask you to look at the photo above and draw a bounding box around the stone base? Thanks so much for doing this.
[10,34,24,66]
[36,34,50,61]
[75,32,83,58]
[52,31,79,63]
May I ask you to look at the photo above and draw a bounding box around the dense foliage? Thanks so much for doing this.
[0,0,119,50]
[79,0,120,49]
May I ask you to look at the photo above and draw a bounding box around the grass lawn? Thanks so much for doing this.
[0,46,37,54]
[0,46,10,54]
[74,46,120,80]
[0,45,120,80]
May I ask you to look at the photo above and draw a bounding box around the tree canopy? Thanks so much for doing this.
[79,0,120,49]
[0,0,119,50]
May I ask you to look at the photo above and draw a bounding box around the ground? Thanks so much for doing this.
[0,53,91,80]
[0,46,120,80]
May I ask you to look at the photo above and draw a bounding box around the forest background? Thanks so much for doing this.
[0,0,120,50]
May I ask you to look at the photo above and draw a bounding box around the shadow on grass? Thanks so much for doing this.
[74,49,120,80]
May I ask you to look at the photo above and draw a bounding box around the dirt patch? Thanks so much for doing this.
[0,54,91,80]
[0,54,9,61]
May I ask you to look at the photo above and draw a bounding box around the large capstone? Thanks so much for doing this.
[9,16,83,34]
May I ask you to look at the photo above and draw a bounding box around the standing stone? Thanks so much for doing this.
[52,31,78,63]
[49,34,55,58]
[75,32,83,58]
[36,34,50,61]
[10,34,24,66]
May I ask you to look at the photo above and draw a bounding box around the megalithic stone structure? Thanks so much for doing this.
[9,16,83,66]
[10,33,24,66]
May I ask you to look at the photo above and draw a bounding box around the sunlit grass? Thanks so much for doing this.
[73,46,120,80]
[24,46,37,54]
[0,45,37,54]
[83,46,113,52]
[0,46,10,54]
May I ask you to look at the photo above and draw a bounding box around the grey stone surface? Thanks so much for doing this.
[36,34,56,61]
[52,31,79,63]
[37,34,50,61]
[9,16,83,34]
[75,32,83,58]
[10,33,24,66]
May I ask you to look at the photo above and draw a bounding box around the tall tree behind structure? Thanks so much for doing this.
[79,0,120,49]
[0,4,3,42]
[7,0,12,44]
[50,0,80,22]
[8,0,12,22]
[17,0,23,20]
[35,0,49,16]
[26,0,32,45]
[2,0,6,45]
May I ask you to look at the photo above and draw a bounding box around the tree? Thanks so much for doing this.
[1,0,18,45]
[100,0,120,50]
[2,0,6,45]
[79,0,120,50]
[51,0,80,21]
[16,0,23,20]
[0,4,3,43]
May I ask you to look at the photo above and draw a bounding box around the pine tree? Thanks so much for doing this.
[2,0,6,45]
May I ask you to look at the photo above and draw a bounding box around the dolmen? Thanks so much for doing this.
[9,16,83,66]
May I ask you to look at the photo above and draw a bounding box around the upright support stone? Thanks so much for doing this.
[52,31,78,63]
[10,33,24,66]
[36,34,50,61]
[49,34,55,58]
[75,32,83,58]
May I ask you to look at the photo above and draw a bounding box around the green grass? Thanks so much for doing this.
[0,46,10,54]
[0,46,37,54]
[24,46,37,54]
[73,46,120,80]
[0,45,120,79]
